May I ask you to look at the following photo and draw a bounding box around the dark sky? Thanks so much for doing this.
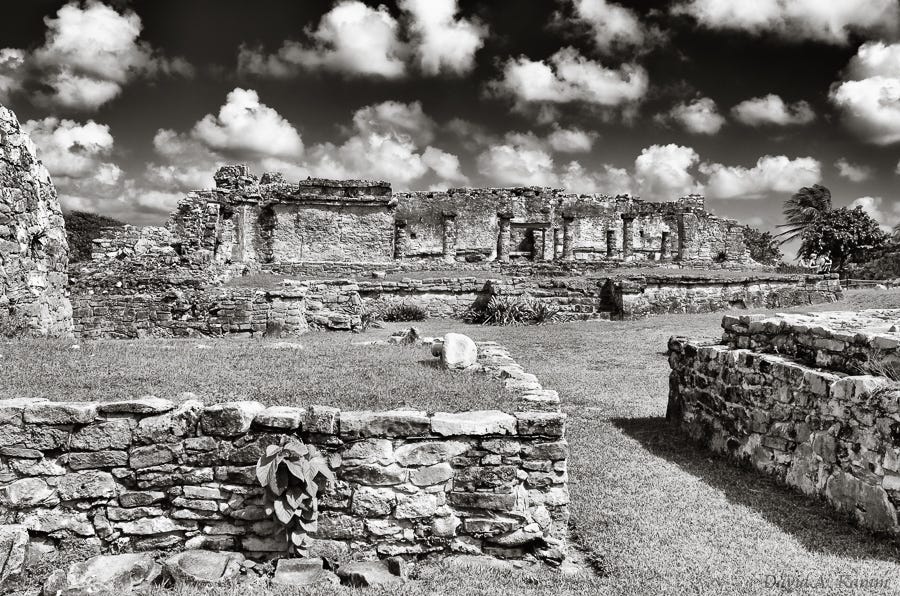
[2,0,899,251]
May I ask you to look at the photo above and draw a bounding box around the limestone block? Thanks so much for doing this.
[273,557,337,587]
[394,440,469,466]
[0,477,56,508]
[71,419,133,451]
[254,406,304,430]
[432,411,516,436]
[516,412,566,437]
[0,525,28,587]
[23,402,97,425]
[43,553,161,595]
[57,470,118,500]
[162,550,245,584]
[340,410,430,438]
[98,397,175,414]
[200,401,265,436]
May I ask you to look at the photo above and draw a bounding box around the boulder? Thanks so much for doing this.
[0,525,28,587]
[162,550,244,584]
[439,333,477,369]
[272,557,338,587]
[336,560,402,587]
[43,553,161,595]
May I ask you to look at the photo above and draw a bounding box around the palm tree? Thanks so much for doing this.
[776,184,832,245]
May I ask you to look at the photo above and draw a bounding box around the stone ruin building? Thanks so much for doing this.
[0,106,72,338]
[154,164,755,271]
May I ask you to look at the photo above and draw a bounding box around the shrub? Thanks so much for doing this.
[63,211,126,263]
[743,227,783,265]
[464,296,559,326]
[256,438,334,555]
[380,303,427,322]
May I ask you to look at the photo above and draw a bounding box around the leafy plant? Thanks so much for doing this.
[256,438,335,555]
[464,296,559,326]
[380,302,427,322]
[743,227,783,265]
[798,206,887,272]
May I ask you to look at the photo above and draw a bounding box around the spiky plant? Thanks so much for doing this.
[776,184,832,245]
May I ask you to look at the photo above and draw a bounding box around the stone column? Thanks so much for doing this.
[394,220,408,259]
[532,229,544,262]
[622,215,634,259]
[441,212,457,264]
[553,228,563,260]
[562,216,575,260]
[497,214,512,262]
[542,228,554,261]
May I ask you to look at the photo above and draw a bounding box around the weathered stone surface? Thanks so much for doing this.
[344,439,393,464]
[68,450,129,470]
[351,486,396,516]
[0,525,28,587]
[98,397,175,414]
[23,402,97,425]
[130,445,175,469]
[395,493,437,518]
[273,557,337,587]
[57,470,118,500]
[306,405,339,434]
[116,517,196,535]
[201,402,265,436]
[43,553,161,595]
[135,400,202,444]
[515,412,566,437]
[71,420,132,451]
[394,440,469,466]
[254,406,303,430]
[162,550,245,584]
[432,411,516,436]
[337,560,402,587]
[341,463,407,486]
[440,333,478,369]
[0,104,73,338]
[20,510,94,536]
[448,492,516,511]
[340,410,430,438]
[826,471,898,532]
[1,477,55,508]
[411,462,453,486]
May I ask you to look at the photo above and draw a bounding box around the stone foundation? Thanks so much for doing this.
[0,342,568,568]
[667,310,900,538]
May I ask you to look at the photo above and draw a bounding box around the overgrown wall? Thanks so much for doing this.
[667,311,900,538]
[0,105,72,338]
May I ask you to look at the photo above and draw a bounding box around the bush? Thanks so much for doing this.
[464,296,559,326]
[63,211,126,262]
[743,227,783,265]
[380,303,427,322]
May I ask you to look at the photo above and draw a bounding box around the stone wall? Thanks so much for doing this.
[0,104,72,338]
[72,282,362,339]
[613,274,841,318]
[667,310,900,539]
[0,343,569,566]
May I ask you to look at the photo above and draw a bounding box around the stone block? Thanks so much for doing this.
[394,440,469,466]
[516,412,566,437]
[200,402,265,436]
[23,402,97,425]
[340,410,430,438]
[98,397,175,414]
[431,411,516,436]
[254,406,303,430]
[0,525,28,586]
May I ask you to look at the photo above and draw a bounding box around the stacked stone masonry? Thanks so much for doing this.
[0,105,72,337]
[668,309,900,539]
[0,342,569,568]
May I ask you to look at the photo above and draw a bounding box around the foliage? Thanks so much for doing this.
[777,184,832,245]
[742,227,783,265]
[380,302,427,322]
[63,210,126,262]
[798,206,887,271]
[464,296,559,326]
[358,308,380,331]
[845,238,900,280]
[256,438,334,555]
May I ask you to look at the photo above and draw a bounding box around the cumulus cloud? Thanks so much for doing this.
[634,144,702,200]
[559,161,633,194]
[239,1,406,79]
[830,42,900,145]
[731,94,815,126]
[22,117,121,182]
[546,127,597,152]
[659,97,725,134]
[564,0,651,53]
[351,100,436,146]
[421,146,469,185]
[835,158,873,182]
[491,47,648,110]
[850,196,900,230]
[190,88,304,160]
[1,1,191,110]
[476,136,558,187]
[700,155,821,199]
[399,0,486,75]
[673,0,900,44]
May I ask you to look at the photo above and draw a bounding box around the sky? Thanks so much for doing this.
[2,0,900,256]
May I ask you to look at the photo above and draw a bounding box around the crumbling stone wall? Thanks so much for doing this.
[0,105,72,337]
[0,344,569,565]
[668,310,900,538]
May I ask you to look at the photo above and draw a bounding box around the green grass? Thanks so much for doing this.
[0,335,506,412]
[12,288,900,596]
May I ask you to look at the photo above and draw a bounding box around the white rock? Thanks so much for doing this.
[440,333,477,369]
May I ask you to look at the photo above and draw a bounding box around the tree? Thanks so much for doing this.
[777,184,832,245]
[742,227,783,265]
[798,206,886,271]
[63,211,125,262]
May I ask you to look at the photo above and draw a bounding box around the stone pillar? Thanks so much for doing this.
[497,214,512,262]
[441,212,457,264]
[562,216,575,260]
[532,229,544,262]
[394,220,408,260]
[553,228,563,260]
[622,215,634,259]
[542,228,554,261]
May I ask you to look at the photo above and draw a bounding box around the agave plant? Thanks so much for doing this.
[256,438,335,555]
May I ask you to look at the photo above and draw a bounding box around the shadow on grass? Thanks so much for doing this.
[613,416,900,565]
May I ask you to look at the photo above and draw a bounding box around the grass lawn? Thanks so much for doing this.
[0,335,507,412]
[11,289,900,596]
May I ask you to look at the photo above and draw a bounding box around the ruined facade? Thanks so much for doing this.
[158,165,756,271]
[0,105,72,338]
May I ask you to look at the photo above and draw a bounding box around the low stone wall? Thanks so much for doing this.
[614,274,840,318]
[72,281,362,339]
[0,343,569,569]
[668,310,900,539]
